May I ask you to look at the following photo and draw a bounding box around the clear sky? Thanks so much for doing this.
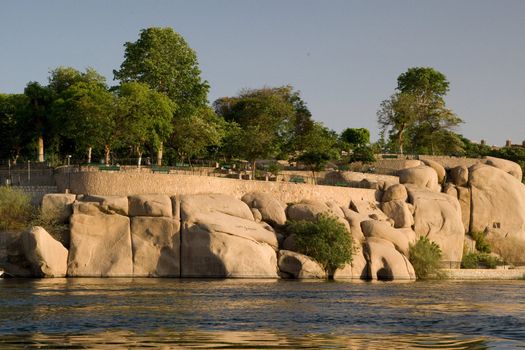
[1,0,524,146]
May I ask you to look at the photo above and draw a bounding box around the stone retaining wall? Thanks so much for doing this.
[444,268,525,280]
[54,172,378,207]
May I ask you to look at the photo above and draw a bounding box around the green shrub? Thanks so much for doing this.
[286,214,352,277]
[461,252,502,269]
[0,187,33,231]
[469,231,491,253]
[409,237,444,279]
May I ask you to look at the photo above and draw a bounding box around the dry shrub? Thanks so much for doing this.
[485,232,525,266]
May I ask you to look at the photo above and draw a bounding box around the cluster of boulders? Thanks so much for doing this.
[5,156,525,280]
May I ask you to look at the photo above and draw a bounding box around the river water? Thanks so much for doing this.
[0,278,523,349]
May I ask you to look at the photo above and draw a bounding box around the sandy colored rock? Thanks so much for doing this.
[80,195,129,215]
[325,201,345,218]
[287,200,350,231]
[361,220,413,256]
[180,194,278,278]
[442,183,458,198]
[398,165,441,192]
[406,185,465,263]
[333,249,368,280]
[380,200,414,229]
[241,192,286,226]
[483,156,523,181]
[449,166,469,187]
[456,186,471,233]
[382,184,408,202]
[68,203,132,277]
[41,193,76,223]
[22,226,68,277]
[365,237,416,280]
[282,234,297,251]
[341,207,368,243]
[422,159,446,184]
[182,193,253,221]
[469,164,525,242]
[251,208,263,222]
[128,194,173,217]
[349,199,389,221]
[278,250,326,279]
[131,217,180,277]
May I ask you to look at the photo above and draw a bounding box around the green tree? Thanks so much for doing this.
[214,86,298,177]
[409,237,444,279]
[286,214,353,278]
[48,66,106,94]
[115,82,176,167]
[0,94,31,164]
[170,107,225,165]
[295,122,339,183]
[114,27,209,118]
[378,67,462,155]
[341,128,370,147]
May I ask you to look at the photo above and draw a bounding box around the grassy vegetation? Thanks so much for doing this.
[286,214,353,278]
[468,231,491,254]
[461,252,501,269]
[0,187,32,231]
[409,237,444,280]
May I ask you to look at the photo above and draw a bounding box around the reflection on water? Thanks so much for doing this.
[0,279,524,349]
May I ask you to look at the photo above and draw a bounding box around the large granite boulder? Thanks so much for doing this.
[131,217,180,277]
[365,237,416,280]
[422,159,446,184]
[406,185,465,263]
[382,184,408,202]
[483,156,523,181]
[380,200,414,229]
[349,199,389,222]
[398,166,441,192]
[333,249,368,280]
[287,200,350,231]
[68,202,132,277]
[41,193,76,223]
[242,192,287,226]
[278,250,326,279]
[456,187,471,233]
[341,207,368,243]
[128,194,172,217]
[449,166,469,187]
[469,164,525,242]
[361,220,414,256]
[79,195,129,215]
[180,194,278,278]
[22,226,68,277]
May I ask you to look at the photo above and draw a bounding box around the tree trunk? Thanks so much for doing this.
[136,146,142,169]
[87,146,92,164]
[312,169,317,185]
[252,160,257,180]
[104,144,110,164]
[157,142,163,166]
[37,135,44,162]
[398,127,405,155]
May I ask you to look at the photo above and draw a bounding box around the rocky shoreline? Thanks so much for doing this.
[2,156,525,280]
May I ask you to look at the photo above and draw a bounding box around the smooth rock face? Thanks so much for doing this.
[287,200,350,231]
[382,184,408,202]
[456,187,471,233]
[381,200,414,229]
[361,220,413,256]
[22,226,68,277]
[68,203,132,277]
[349,200,389,221]
[242,192,287,226]
[128,195,172,217]
[469,164,525,242]
[398,166,441,192]
[278,250,326,279]
[483,156,523,181]
[449,166,469,187]
[422,159,446,184]
[333,250,368,280]
[80,195,129,215]
[131,217,180,277]
[41,193,76,223]
[407,185,465,263]
[181,193,254,221]
[341,207,368,243]
[181,194,278,278]
[365,237,416,280]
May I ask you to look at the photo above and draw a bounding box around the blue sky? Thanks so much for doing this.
[1,0,524,145]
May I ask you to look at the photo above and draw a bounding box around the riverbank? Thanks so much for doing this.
[444,268,525,280]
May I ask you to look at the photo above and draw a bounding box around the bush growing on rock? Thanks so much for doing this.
[409,237,444,279]
[286,214,352,277]
[0,187,32,231]
[30,208,70,248]
[461,252,501,269]
[468,231,491,254]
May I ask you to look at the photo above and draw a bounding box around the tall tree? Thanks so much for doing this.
[377,67,462,155]
[113,27,209,118]
[0,94,31,164]
[23,82,54,162]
